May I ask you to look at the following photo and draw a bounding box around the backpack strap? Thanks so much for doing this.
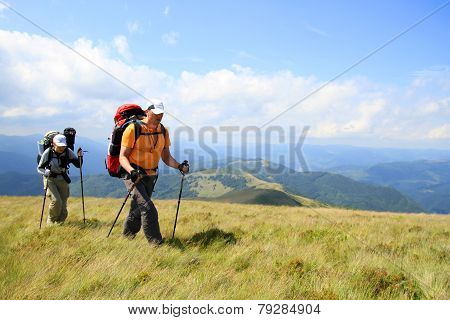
[137,123,167,151]
[41,148,70,170]
[133,120,142,148]
[59,148,69,169]
[39,148,52,169]
[160,123,167,149]
[138,123,166,136]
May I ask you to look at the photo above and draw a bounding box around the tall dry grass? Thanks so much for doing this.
[0,196,448,299]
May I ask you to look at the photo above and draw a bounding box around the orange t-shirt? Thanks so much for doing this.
[121,122,171,175]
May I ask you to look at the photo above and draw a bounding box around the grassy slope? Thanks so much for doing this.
[192,169,322,207]
[0,196,448,300]
[213,188,302,206]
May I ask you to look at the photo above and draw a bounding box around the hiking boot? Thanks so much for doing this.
[123,232,137,240]
[148,238,164,246]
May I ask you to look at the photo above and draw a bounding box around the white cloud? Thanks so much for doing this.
[313,122,339,137]
[0,29,449,149]
[163,5,170,16]
[112,35,131,60]
[419,97,450,115]
[0,2,8,12]
[161,32,179,46]
[1,107,26,118]
[411,66,450,90]
[127,20,142,35]
[427,124,450,139]
[342,99,386,133]
[0,29,171,138]
[2,106,61,118]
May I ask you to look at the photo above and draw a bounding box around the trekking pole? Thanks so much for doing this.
[107,176,141,238]
[78,148,86,224]
[39,179,49,229]
[172,170,186,240]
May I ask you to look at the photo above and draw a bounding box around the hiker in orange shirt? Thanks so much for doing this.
[119,100,189,245]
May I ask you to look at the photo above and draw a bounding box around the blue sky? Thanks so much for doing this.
[3,0,448,80]
[0,0,449,148]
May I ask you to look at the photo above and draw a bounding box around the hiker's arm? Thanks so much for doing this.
[160,128,180,169]
[161,147,180,169]
[68,149,81,168]
[119,146,134,174]
[37,149,49,175]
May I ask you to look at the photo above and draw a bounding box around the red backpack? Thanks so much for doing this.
[105,104,166,177]
[106,104,145,177]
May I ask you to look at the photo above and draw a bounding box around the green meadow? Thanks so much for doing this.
[0,196,448,299]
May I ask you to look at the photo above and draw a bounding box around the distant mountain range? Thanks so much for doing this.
[2,133,450,174]
[0,133,448,213]
[0,133,107,175]
[331,160,450,214]
[218,160,423,213]
[0,159,426,214]
[300,144,450,171]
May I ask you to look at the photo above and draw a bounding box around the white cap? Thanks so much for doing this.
[147,100,165,115]
[53,134,67,147]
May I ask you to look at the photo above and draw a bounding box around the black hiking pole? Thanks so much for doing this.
[172,161,188,240]
[107,177,141,238]
[77,148,86,224]
[39,179,49,229]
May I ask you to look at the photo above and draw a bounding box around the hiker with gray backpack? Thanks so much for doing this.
[37,130,83,226]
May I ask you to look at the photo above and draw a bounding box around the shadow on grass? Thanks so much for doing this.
[165,228,238,251]
[188,228,237,248]
[166,238,186,251]
[65,218,107,230]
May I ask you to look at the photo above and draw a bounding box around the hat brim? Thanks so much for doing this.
[150,108,164,115]
[54,142,67,147]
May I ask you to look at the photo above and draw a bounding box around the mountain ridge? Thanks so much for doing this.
[0,159,427,213]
